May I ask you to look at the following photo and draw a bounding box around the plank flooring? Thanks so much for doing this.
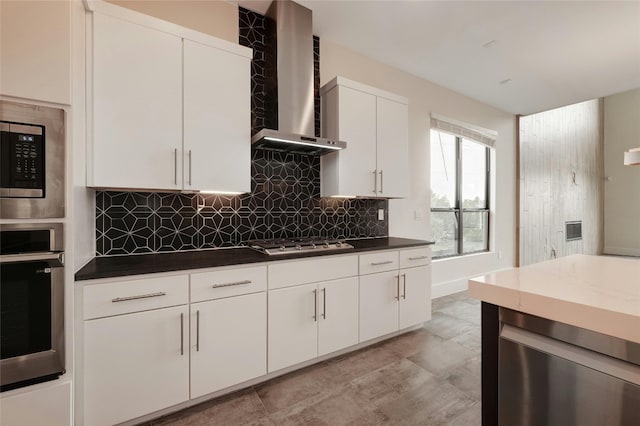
[141,292,481,426]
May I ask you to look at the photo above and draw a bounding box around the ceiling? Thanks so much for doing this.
[235,0,640,115]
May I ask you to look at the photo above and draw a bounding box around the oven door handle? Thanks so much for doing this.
[0,251,64,267]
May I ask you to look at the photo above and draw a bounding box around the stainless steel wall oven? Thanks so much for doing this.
[0,100,65,219]
[0,223,65,392]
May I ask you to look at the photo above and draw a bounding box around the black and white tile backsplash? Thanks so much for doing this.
[94,7,387,257]
[96,150,387,256]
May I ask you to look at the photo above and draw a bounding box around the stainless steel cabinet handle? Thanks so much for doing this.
[196,310,200,352]
[322,288,327,319]
[180,312,184,356]
[379,170,383,193]
[313,289,318,321]
[371,260,393,266]
[111,292,166,303]
[408,256,430,261]
[174,148,178,185]
[395,275,400,300]
[188,149,192,186]
[402,273,407,299]
[372,169,377,193]
[211,280,252,289]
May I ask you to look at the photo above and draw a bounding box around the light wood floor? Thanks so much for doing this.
[142,292,481,426]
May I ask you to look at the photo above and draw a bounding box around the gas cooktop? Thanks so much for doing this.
[246,237,354,256]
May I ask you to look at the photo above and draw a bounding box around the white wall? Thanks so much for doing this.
[603,88,640,256]
[107,0,238,43]
[320,40,517,296]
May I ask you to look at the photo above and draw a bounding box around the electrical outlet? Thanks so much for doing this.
[414,210,423,221]
[378,209,385,221]
[498,251,502,259]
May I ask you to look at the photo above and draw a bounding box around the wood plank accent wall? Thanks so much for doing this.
[519,99,603,266]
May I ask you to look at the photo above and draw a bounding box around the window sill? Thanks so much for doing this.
[433,250,492,263]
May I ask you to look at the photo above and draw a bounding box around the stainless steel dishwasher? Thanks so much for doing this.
[499,308,640,426]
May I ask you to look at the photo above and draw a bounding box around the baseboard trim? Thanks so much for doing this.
[432,266,514,299]
[432,279,468,298]
[604,246,640,257]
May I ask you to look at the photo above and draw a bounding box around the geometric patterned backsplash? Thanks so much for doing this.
[94,7,387,256]
[96,150,388,256]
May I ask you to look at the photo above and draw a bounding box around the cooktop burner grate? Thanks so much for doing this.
[247,237,354,255]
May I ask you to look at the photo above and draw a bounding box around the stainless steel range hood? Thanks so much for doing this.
[250,0,346,155]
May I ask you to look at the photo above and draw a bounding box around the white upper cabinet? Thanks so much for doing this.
[321,77,409,198]
[86,1,252,192]
[91,12,183,190]
[376,97,409,198]
[0,0,71,104]
[183,40,251,193]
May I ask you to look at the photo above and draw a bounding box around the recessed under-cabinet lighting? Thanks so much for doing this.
[198,190,246,195]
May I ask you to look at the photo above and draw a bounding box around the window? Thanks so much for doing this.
[430,122,492,259]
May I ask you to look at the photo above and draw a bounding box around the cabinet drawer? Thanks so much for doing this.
[400,247,431,268]
[359,251,399,275]
[190,266,267,303]
[84,275,188,320]
[268,255,358,290]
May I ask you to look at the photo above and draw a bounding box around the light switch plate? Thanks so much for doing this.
[378,209,385,221]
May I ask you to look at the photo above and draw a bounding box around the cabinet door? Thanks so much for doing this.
[183,40,251,193]
[84,305,189,426]
[399,265,431,329]
[335,86,377,197]
[268,283,318,372]
[190,293,267,398]
[376,97,409,198]
[0,0,70,104]
[359,271,400,342]
[318,277,359,356]
[91,13,182,190]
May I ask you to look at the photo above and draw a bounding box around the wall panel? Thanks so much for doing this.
[519,99,603,265]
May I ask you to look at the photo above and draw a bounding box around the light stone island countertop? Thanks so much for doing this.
[468,254,640,343]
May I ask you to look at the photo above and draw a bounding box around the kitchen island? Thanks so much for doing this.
[468,254,640,426]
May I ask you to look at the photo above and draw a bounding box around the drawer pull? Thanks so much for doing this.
[211,280,252,289]
[408,256,430,261]
[371,260,393,266]
[111,292,166,303]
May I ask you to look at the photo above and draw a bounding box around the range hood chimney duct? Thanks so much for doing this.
[251,0,346,155]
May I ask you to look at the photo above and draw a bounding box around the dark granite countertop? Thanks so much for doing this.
[75,237,434,281]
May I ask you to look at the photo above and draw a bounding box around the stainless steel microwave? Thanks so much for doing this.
[0,101,65,219]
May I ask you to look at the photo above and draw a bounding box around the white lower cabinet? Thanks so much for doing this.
[268,277,359,372]
[399,266,432,329]
[80,247,431,425]
[359,264,431,342]
[190,292,266,398]
[359,271,400,341]
[318,277,359,356]
[268,283,319,372]
[84,305,189,426]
